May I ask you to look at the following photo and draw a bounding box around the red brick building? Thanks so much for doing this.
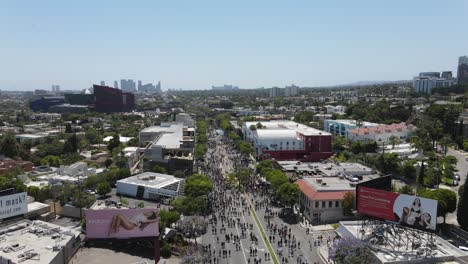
[0,159,34,175]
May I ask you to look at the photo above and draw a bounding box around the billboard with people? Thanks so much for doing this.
[85,208,160,239]
[357,186,437,231]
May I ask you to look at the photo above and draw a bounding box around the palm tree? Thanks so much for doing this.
[389,135,400,149]
[410,135,424,153]
[439,135,451,156]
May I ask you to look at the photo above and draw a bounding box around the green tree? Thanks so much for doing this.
[266,170,288,191]
[332,136,347,152]
[159,209,180,229]
[152,165,167,174]
[0,133,19,158]
[83,175,100,189]
[418,162,425,185]
[85,128,99,144]
[398,185,414,195]
[184,174,213,197]
[342,192,355,216]
[96,182,112,196]
[399,160,416,180]
[239,142,254,155]
[389,135,399,149]
[107,134,121,152]
[65,123,73,133]
[419,188,457,223]
[40,155,61,167]
[171,196,208,215]
[173,170,185,178]
[439,135,452,156]
[104,158,113,168]
[256,160,273,175]
[277,183,300,208]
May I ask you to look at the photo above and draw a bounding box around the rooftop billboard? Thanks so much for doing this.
[0,192,28,219]
[357,186,438,231]
[85,209,160,239]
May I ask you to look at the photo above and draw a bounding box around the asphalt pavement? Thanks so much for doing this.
[200,132,331,264]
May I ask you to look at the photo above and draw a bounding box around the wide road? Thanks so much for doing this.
[442,148,468,226]
[200,129,330,264]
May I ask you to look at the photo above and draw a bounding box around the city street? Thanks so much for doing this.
[199,129,332,264]
[440,148,468,225]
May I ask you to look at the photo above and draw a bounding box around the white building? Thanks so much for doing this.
[102,135,133,143]
[348,123,417,144]
[413,75,457,94]
[116,172,184,199]
[175,113,196,127]
[323,119,380,137]
[122,146,141,169]
[324,105,346,115]
[284,85,299,97]
[140,123,194,163]
[0,220,81,264]
[242,120,333,161]
[269,87,282,97]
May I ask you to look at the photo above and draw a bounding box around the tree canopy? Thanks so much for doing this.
[184,174,213,197]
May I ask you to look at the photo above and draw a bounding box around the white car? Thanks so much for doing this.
[350,177,359,182]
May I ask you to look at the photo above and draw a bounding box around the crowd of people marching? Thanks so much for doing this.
[198,128,321,264]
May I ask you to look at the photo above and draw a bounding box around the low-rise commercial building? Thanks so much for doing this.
[242,120,332,162]
[323,119,380,137]
[324,105,346,115]
[276,161,374,179]
[0,220,81,264]
[296,174,379,224]
[116,172,185,200]
[348,122,417,144]
[15,133,48,144]
[140,123,194,174]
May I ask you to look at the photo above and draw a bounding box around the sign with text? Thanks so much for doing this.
[0,192,28,219]
[85,209,159,239]
[357,187,438,231]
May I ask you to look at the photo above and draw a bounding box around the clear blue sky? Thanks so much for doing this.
[1,0,467,91]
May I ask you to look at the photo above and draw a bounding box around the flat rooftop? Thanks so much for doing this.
[117,172,182,189]
[0,220,80,264]
[141,123,190,149]
[326,119,380,127]
[245,120,331,136]
[277,161,375,177]
[302,174,380,192]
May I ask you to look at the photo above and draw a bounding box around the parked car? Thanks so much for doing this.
[453,180,459,186]
[455,174,461,181]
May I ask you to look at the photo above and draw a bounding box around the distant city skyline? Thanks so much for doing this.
[0,0,467,91]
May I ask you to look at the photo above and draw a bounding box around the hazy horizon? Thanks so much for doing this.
[1,0,467,91]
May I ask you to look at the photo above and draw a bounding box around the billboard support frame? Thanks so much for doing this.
[358,217,436,256]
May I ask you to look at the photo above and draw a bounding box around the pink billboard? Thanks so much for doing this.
[85,209,160,239]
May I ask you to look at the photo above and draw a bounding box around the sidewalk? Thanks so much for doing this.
[318,245,331,264]
[298,222,335,232]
